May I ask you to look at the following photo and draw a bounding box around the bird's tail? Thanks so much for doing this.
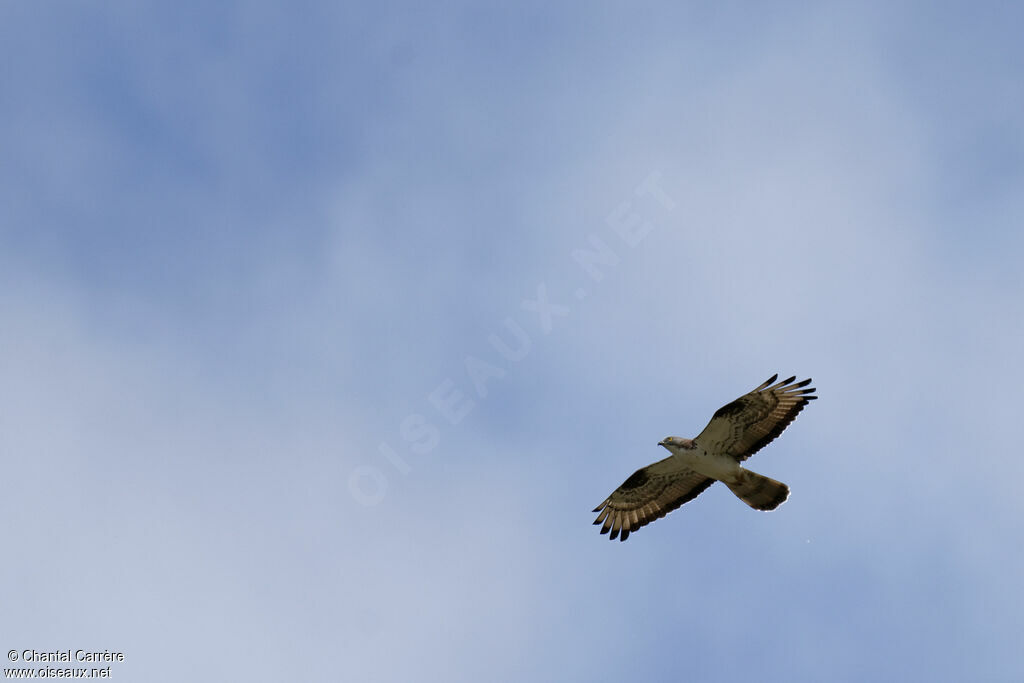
[724,468,789,511]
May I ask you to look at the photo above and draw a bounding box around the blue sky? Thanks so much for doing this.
[2,2,1023,681]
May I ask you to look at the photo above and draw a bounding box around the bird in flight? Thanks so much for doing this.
[593,374,817,541]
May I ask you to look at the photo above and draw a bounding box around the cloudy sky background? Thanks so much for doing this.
[2,2,1022,681]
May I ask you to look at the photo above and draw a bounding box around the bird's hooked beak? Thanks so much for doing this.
[658,439,667,447]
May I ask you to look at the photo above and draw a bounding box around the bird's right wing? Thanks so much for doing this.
[592,456,714,541]
[694,374,817,463]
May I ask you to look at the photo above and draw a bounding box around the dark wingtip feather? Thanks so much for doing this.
[592,504,604,513]
[781,375,797,385]
[765,373,778,384]
[794,378,812,388]
[599,526,610,535]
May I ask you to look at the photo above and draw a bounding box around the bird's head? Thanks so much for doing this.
[658,437,695,451]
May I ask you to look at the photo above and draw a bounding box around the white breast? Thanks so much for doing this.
[670,445,741,482]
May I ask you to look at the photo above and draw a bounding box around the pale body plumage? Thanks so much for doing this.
[593,374,817,541]
[660,437,742,483]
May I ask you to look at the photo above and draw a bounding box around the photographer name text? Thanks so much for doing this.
[13,650,123,663]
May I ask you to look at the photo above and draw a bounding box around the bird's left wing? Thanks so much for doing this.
[592,456,714,541]
[695,374,817,462]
